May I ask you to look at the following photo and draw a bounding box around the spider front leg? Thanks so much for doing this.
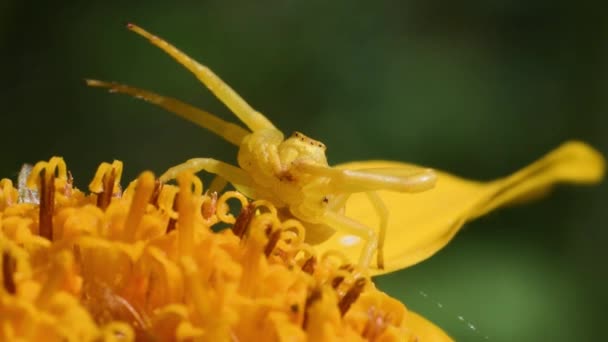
[126,23,276,133]
[323,191,389,269]
[160,158,254,189]
[208,176,229,193]
[321,210,379,268]
[365,191,389,269]
[86,80,249,146]
[296,163,437,193]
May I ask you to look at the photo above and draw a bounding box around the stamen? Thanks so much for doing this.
[90,161,124,210]
[331,276,345,289]
[165,194,179,234]
[2,251,16,294]
[39,169,55,240]
[64,170,74,197]
[201,192,218,220]
[251,199,278,217]
[302,287,322,329]
[330,269,355,293]
[301,256,316,275]
[156,183,179,211]
[216,191,249,224]
[155,182,180,234]
[23,157,71,240]
[263,228,282,257]
[338,278,366,316]
[231,203,254,239]
[279,219,306,245]
[149,180,163,207]
[339,264,355,273]
[97,169,116,210]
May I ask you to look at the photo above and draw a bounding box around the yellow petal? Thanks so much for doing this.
[406,310,454,342]
[318,141,605,275]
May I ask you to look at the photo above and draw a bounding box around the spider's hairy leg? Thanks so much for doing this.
[297,163,437,193]
[126,23,276,133]
[321,210,378,268]
[365,191,388,269]
[86,80,249,146]
[160,158,254,189]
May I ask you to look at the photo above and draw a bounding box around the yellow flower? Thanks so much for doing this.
[0,157,453,341]
[318,141,605,275]
[0,135,605,341]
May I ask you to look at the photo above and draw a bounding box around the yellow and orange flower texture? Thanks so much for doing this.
[0,141,604,341]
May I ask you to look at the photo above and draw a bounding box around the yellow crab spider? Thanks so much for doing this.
[87,23,437,269]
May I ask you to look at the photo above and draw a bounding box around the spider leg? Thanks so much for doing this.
[208,176,229,193]
[86,79,248,146]
[296,163,437,193]
[160,158,254,190]
[321,210,378,268]
[126,23,276,133]
[339,168,437,192]
[365,191,388,269]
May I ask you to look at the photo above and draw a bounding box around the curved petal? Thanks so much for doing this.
[407,310,454,342]
[318,141,605,275]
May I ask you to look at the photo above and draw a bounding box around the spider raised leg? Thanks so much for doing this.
[125,23,275,133]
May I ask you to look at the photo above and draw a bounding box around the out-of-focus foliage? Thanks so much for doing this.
[1,1,606,341]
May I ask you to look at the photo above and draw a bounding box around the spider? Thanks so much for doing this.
[87,23,437,269]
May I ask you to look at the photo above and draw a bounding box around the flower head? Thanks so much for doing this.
[0,158,451,341]
[0,136,603,341]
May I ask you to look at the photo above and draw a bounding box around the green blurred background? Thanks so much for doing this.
[1,1,606,341]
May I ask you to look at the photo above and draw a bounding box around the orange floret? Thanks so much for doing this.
[0,158,451,341]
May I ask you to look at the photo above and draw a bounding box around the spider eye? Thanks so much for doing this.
[288,132,326,151]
